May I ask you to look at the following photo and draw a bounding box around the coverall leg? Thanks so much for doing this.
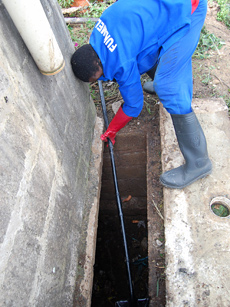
[153,0,207,114]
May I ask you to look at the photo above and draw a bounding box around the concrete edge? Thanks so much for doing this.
[159,98,230,306]
[73,116,104,307]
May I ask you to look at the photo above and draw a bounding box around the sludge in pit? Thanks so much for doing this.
[91,133,149,306]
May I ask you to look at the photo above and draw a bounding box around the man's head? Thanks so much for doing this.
[71,44,103,82]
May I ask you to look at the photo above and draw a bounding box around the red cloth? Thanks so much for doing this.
[191,0,199,14]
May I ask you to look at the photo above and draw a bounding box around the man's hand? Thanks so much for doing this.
[100,106,132,145]
[101,130,116,145]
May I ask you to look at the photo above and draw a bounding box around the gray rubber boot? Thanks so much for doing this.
[143,81,156,94]
[160,110,212,189]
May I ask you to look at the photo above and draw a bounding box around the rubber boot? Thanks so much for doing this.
[143,65,157,94]
[160,110,212,189]
[143,81,156,94]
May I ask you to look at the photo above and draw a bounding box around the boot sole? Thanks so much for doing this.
[160,169,212,189]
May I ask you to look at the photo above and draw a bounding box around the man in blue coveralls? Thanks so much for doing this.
[71,0,212,189]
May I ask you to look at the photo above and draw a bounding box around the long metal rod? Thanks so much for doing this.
[98,80,134,301]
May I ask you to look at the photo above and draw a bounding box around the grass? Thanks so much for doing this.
[68,23,92,46]
[193,26,225,59]
[58,0,74,8]
[193,4,230,111]
[65,1,115,48]
[216,0,230,28]
[208,0,230,28]
[81,1,115,18]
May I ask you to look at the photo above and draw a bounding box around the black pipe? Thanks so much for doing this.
[98,80,134,302]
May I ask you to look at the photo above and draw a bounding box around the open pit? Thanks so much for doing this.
[92,133,148,305]
[90,105,166,306]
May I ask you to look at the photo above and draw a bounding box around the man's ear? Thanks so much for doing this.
[97,58,103,69]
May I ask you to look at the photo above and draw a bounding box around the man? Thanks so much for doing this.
[71,0,212,189]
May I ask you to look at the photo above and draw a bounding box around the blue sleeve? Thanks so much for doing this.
[115,60,144,117]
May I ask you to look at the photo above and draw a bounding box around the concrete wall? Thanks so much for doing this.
[0,0,98,305]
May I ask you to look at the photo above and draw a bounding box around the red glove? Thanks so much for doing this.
[101,106,132,144]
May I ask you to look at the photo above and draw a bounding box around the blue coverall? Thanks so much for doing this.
[89,0,207,116]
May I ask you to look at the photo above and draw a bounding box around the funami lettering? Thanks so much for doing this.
[95,19,117,52]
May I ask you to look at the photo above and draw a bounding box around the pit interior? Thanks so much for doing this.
[92,134,148,305]
[91,108,166,306]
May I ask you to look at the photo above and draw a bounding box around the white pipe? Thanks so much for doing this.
[2,0,65,75]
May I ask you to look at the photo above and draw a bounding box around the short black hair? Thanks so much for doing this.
[71,44,101,82]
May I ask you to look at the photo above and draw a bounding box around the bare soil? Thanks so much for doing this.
[193,2,230,102]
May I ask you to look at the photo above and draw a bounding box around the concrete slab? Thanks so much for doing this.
[160,98,230,307]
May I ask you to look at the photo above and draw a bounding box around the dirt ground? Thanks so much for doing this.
[68,2,230,306]
[193,2,230,102]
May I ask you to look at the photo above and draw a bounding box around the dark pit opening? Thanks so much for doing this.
[92,133,148,306]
